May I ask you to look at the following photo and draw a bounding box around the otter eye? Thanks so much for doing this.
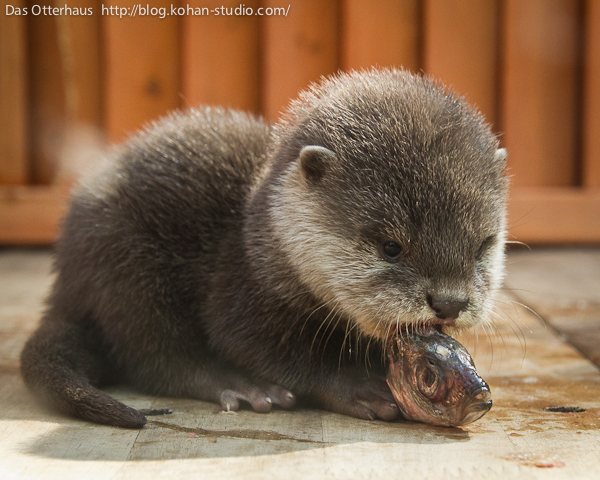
[476,235,496,261]
[381,241,403,262]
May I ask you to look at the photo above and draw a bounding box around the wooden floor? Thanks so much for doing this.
[1,248,599,479]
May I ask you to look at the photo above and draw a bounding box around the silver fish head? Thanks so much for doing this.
[387,331,492,427]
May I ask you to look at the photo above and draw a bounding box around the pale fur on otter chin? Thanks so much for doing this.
[270,159,507,344]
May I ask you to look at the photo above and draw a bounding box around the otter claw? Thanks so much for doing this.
[219,384,295,413]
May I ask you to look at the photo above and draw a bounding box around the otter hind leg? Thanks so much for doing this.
[129,356,297,414]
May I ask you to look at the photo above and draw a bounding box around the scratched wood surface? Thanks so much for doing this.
[1,248,599,479]
[504,248,600,368]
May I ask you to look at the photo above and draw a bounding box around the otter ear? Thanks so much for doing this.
[494,148,507,164]
[299,146,337,184]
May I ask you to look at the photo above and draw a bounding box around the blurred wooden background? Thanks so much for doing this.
[1,0,599,244]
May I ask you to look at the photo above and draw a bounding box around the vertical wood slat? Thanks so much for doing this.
[55,0,103,128]
[28,0,66,185]
[423,0,500,128]
[182,0,260,113]
[27,0,102,185]
[262,0,339,122]
[502,0,581,187]
[0,0,28,185]
[341,0,420,73]
[53,0,103,187]
[583,0,600,187]
[103,0,180,144]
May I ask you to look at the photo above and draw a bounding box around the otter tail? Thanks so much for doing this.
[20,319,147,428]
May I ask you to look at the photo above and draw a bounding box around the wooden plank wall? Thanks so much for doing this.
[0,0,28,187]
[1,0,599,244]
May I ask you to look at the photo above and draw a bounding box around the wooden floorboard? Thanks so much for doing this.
[504,248,600,368]
[1,248,599,479]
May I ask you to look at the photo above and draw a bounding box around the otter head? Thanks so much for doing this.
[269,69,508,342]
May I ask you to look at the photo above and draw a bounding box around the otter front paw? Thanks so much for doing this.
[311,374,399,421]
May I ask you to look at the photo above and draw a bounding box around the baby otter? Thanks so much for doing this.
[21,69,508,428]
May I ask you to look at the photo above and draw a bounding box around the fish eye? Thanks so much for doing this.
[422,367,436,389]
[381,241,403,263]
[415,359,450,402]
[416,363,441,398]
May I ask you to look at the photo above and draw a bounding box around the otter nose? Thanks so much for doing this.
[427,296,469,320]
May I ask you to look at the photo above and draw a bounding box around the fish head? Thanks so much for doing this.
[387,331,492,427]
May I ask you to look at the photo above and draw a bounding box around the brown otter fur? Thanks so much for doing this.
[20,69,508,428]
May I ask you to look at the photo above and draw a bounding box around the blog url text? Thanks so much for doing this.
[5,4,291,18]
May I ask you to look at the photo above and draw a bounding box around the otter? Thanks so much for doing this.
[20,69,508,428]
